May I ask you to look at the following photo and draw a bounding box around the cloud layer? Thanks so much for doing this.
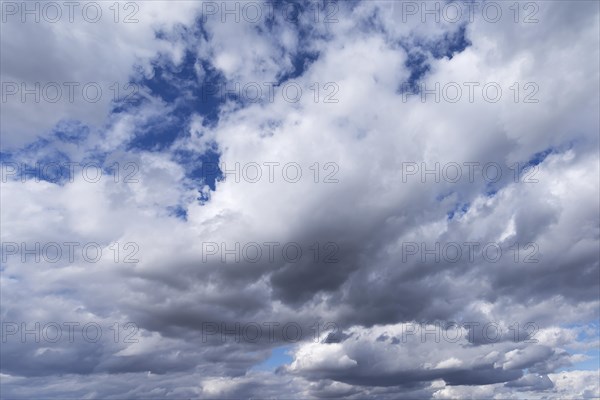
[1,0,599,398]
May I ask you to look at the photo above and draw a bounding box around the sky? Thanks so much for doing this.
[0,0,599,398]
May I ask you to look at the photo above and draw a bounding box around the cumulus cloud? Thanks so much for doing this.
[1,0,598,398]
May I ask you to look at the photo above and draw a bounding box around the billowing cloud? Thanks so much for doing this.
[1,0,598,398]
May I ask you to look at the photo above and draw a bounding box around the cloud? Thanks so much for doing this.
[1,0,599,398]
